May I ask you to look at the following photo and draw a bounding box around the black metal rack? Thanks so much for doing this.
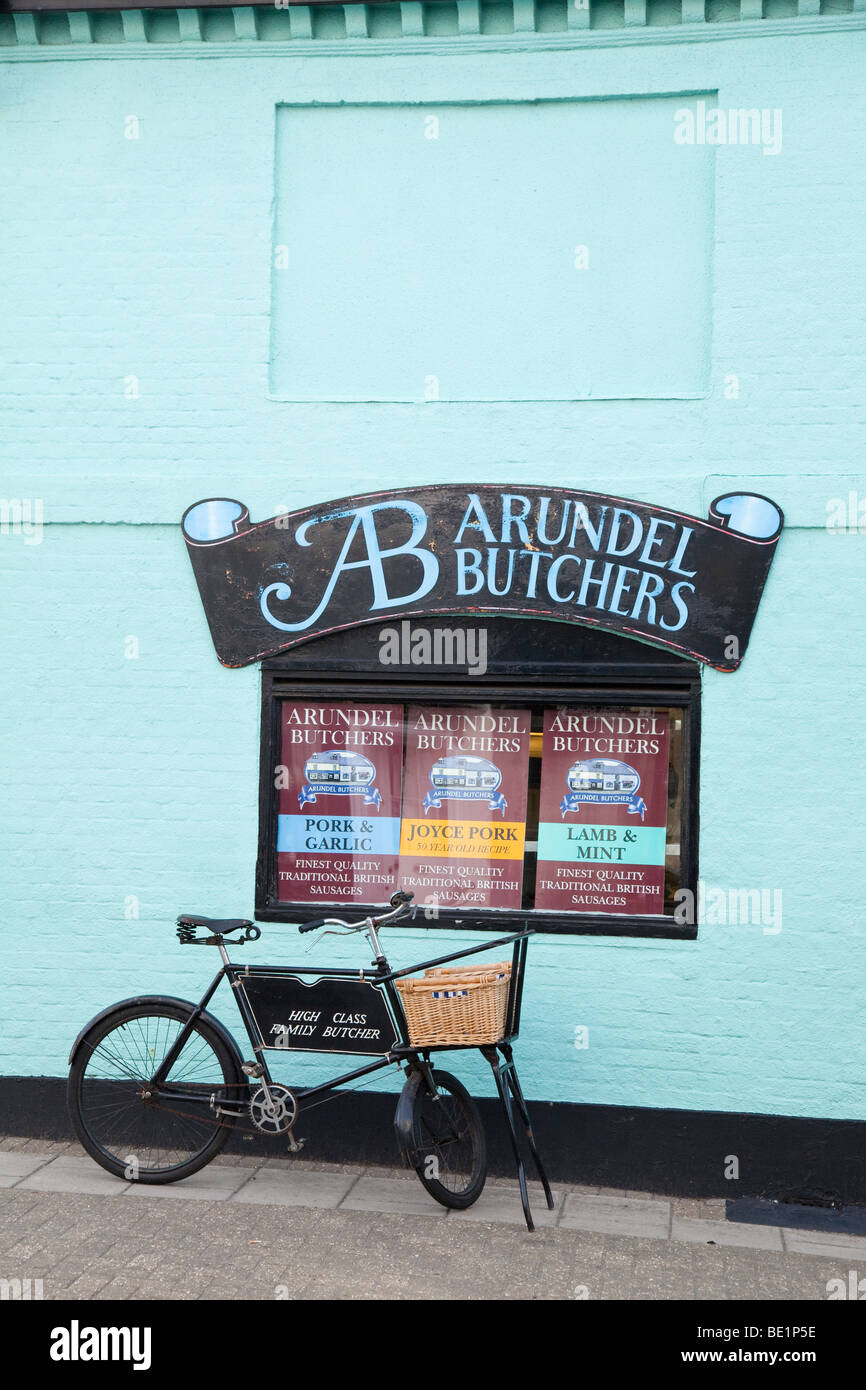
[380,927,551,1229]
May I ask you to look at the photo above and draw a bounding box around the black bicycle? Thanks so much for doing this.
[68,891,553,1230]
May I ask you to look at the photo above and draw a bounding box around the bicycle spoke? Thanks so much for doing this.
[76,1009,235,1176]
[416,1087,476,1189]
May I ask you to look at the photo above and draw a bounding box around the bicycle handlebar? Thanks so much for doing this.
[297,890,415,936]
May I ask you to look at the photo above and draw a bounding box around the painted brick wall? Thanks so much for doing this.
[2,17,865,1119]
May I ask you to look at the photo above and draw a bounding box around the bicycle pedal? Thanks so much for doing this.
[242,1061,264,1077]
[287,1135,307,1154]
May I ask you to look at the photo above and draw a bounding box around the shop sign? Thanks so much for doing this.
[397,706,532,909]
[241,973,401,1056]
[534,708,671,916]
[276,701,403,903]
[182,485,783,672]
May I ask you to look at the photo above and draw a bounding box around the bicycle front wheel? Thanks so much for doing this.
[408,1069,486,1209]
[68,1000,245,1184]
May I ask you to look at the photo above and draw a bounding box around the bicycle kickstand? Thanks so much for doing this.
[498,1043,554,1212]
[480,1045,536,1232]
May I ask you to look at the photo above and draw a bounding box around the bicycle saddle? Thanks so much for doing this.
[176,914,254,935]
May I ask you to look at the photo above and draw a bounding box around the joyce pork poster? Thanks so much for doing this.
[535,708,670,916]
[277,701,404,903]
[398,705,531,909]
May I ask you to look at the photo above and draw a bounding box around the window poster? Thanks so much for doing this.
[398,706,531,909]
[277,702,404,903]
[534,708,670,916]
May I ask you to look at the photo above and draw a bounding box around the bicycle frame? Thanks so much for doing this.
[150,929,533,1123]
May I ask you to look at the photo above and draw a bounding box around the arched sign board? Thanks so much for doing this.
[182,485,783,672]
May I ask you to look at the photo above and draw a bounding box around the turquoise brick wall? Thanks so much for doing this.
[2,12,865,1120]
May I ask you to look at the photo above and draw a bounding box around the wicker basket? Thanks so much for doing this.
[395,962,512,1046]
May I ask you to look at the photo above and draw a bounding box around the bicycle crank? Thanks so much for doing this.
[249,1084,298,1136]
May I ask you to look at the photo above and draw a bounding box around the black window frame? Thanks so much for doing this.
[255,618,700,940]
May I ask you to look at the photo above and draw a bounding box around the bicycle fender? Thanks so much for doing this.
[68,995,244,1071]
[393,1066,424,1166]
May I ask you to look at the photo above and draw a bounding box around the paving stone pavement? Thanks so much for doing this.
[1,1138,864,1299]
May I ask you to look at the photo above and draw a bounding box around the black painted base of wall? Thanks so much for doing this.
[5,1076,866,1206]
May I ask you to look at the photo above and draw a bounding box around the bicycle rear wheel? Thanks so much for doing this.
[408,1069,486,1209]
[68,1000,245,1184]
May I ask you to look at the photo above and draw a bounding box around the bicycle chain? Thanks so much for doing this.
[137,1062,400,1137]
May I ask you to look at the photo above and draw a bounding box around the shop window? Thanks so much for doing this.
[257,619,699,938]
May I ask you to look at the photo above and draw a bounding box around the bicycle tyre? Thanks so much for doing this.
[408,1069,486,1210]
[68,999,245,1184]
